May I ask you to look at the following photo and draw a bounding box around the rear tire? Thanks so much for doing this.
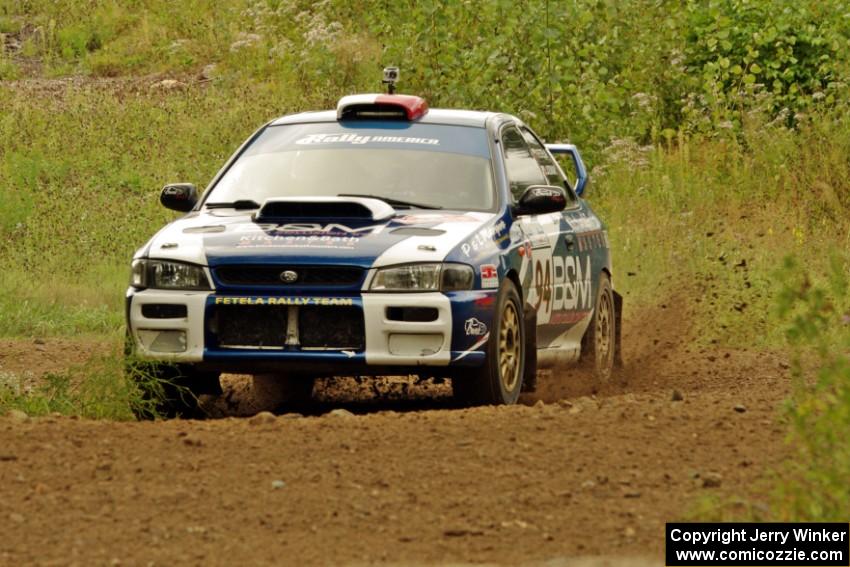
[579,273,616,391]
[453,279,525,406]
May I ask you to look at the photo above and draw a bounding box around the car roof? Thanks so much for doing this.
[270,108,500,128]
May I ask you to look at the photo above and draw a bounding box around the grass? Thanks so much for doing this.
[0,82,288,337]
[1,0,845,344]
[594,111,850,348]
[2,77,847,345]
[1,4,849,525]
[687,255,850,522]
[0,266,125,336]
[0,344,143,420]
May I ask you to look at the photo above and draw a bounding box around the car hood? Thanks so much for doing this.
[143,207,496,269]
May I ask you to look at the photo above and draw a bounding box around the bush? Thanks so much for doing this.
[772,255,850,520]
[353,0,850,154]
[0,348,151,420]
[5,1,849,153]
[681,0,850,134]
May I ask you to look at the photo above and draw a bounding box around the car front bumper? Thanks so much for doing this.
[126,288,494,373]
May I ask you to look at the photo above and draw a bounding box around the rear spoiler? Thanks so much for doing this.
[545,144,588,197]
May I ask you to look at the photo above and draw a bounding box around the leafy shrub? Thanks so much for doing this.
[772,255,850,520]
[6,1,849,152]
[681,0,850,133]
[1,0,848,343]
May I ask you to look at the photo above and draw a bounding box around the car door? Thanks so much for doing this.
[519,126,595,352]
[500,123,573,349]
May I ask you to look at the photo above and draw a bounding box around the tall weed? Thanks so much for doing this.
[0,347,149,420]
[766,256,850,520]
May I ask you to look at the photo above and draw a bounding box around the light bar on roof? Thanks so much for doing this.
[337,94,429,121]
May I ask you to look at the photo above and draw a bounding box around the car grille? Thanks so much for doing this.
[210,304,364,350]
[214,265,365,287]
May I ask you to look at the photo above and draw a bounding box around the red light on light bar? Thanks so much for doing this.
[374,94,429,120]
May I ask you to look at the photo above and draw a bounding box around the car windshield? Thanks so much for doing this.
[206,121,495,211]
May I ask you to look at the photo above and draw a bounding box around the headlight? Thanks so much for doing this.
[130,259,211,290]
[370,263,474,292]
[441,263,475,291]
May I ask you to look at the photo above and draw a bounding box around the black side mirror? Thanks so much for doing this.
[514,185,567,216]
[160,183,198,212]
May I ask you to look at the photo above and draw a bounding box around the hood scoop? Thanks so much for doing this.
[255,197,395,223]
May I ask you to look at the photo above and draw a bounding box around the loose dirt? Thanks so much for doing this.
[0,303,792,566]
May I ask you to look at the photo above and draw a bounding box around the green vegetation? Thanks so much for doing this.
[692,258,850,522]
[0,0,848,464]
[0,343,149,419]
[597,107,850,347]
[770,257,850,520]
[1,0,847,340]
[3,1,848,148]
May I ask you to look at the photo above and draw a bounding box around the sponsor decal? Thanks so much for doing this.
[548,309,592,325]
[461,220,508,256]
[394,213,477,225]
[237,234,362,249]
[480,263,499,289]
[268,223,381,235]
[535,186,563,197]
[520,221,550,248]
[229,222,387,249]
[214,296,354,306]
[232,223,385,236]
[531,254,593,315]
[453,332,490,362]
[577,230,609,252]
[464,317,488,336]
[183,225,225,234]
[295,133,440,146]
[566,216,602,232]
[509,222,523,242]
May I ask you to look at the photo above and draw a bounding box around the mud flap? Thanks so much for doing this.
[613,291,624,368]
[521,302,537,392]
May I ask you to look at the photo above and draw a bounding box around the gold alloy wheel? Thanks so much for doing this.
[499,301,521,392]
[595,288,613,376]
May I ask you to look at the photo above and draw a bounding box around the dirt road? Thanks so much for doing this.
[0,306,791,566]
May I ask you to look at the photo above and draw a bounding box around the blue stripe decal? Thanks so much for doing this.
[204,350,366,364]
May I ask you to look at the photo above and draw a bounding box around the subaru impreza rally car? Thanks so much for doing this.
[126,89,622,415]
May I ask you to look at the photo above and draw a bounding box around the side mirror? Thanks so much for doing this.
[514,185,567,216]
[160,183,198,212]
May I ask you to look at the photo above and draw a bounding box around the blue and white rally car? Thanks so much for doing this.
[127,78,622,415]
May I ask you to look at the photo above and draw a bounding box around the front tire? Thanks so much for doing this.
[453,279,525,406]
[126,360,221,420]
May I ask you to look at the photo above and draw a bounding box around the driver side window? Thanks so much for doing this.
[521,127,578,207]
[501,125,547,202]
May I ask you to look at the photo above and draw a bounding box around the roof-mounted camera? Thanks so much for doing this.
[382,66,400,94]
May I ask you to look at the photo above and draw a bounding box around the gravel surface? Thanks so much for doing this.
[0,301,791,565]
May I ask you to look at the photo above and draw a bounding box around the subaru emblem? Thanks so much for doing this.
[280,270,298,283]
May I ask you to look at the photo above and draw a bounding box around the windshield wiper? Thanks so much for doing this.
[205,199,262,210]
[337,193,442,210]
